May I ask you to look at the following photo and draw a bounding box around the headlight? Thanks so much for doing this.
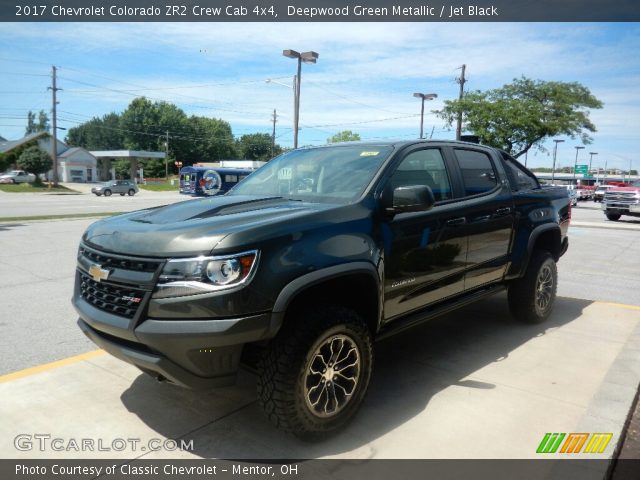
[153,250,259,299]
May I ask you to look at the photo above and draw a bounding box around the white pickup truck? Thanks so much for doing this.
[0,170,37,184]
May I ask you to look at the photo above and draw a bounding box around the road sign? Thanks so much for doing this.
[575,165,589,174]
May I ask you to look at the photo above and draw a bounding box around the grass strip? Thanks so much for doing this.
[0,211,123,222]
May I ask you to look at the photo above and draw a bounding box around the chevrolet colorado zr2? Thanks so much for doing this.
[74,140,570,439]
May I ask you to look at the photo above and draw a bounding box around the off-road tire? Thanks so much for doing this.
[128,189,135,196]
[606,213,621,221]
[103,189,112,197]
[508,250,558,324]
[257,305,373,440]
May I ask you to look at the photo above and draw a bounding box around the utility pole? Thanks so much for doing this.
[48,65,61,187]
[165,131,169,179]
[271,109,277,157]
[455,64,466,141]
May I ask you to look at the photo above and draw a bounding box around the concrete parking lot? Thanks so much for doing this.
[0,197,639,464]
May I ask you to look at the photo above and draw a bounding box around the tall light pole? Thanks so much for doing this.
[588,152,598,180]
[572,146,585,183]
[412,93,437,139]
[551,139,564,184]
[283,49,319,149]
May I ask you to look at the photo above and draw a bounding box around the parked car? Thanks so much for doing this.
[91,180,139,196]
[0,170,36,184]
[179,166,254,196]
[575,184,595,201]
[74,140,570,439]
[593,184,615,202]
[602,180,640,221]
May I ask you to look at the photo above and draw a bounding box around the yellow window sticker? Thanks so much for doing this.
[360,151,379,157]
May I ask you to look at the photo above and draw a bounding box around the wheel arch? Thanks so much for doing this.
[270,262,381,338]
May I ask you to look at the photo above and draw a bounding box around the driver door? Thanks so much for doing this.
[382,147,468,321]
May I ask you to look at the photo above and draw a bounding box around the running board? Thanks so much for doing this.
[377,284,507,341]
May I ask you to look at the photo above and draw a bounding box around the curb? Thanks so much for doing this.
[571,221,640,231]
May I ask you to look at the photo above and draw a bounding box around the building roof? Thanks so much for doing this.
[59,147,92,159]
[0,131,49,154]
[90,150,165,159]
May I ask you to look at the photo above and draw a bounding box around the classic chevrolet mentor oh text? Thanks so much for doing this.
[74,140,570,439]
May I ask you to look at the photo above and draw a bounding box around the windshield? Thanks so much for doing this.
[229,144,393,204]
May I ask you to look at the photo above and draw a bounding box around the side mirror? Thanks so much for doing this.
[390,185,435,214]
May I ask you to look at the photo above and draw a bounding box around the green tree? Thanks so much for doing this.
[114,159,131,179]
[66,113,123,150]
[236,133,281,161]
[140,158,167,178]
[327,130,361,143]
[17,145,52,184]
[435,77,603,158]
[25,110,50,135]
[182,115,238,164]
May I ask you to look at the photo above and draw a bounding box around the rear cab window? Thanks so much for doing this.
[500,152,540,191]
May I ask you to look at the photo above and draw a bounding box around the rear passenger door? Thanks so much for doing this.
[382,147,468,320]
[447,147,514,290]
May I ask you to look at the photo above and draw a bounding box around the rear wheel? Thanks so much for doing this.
[103,189,112,197]
[257,305,373,440]
[128,189,135,196]
[606,213,621,221]
[508,250,558,324]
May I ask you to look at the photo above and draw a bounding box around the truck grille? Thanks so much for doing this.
[79,271,146,319]
[604,191,639,205]
[79,246,160,273]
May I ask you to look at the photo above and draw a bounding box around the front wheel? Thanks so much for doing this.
[103,189,112,197]
[257,305,373,440]
[508,250,558,324]
[606,213,621,221]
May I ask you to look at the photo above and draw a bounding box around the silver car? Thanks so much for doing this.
[91,180,139,197]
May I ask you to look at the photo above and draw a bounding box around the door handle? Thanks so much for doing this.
[495,207,512,216]
[446,217,466,226]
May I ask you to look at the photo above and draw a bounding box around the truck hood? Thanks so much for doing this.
[82,195,341,257]
[607,186,640,192]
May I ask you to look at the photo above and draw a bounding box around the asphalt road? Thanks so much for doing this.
[0,207,638,376]
[0,188,188,218]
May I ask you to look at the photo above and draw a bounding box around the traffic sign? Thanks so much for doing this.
[575,165,589,174]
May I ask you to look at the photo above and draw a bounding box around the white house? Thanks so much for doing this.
[0,131,98,183]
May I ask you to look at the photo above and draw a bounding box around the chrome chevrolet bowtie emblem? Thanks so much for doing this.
[88,264,110,282]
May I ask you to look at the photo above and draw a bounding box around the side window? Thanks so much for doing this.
[225,175,238,183]
[502,157,539,191]
[390,149,452,202]
[454,149,498,196]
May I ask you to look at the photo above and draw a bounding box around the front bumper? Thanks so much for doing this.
[76,302,272,389]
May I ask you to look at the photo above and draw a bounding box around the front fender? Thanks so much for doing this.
[268,262,380,336]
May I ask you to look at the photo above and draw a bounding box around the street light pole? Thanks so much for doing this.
[412,93,437,139]
[283,49,319,149]
[551,139,564,184]
[588,152,598,180]
[572,146,585,183]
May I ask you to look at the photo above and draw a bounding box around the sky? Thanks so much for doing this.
[0,21,638,170]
